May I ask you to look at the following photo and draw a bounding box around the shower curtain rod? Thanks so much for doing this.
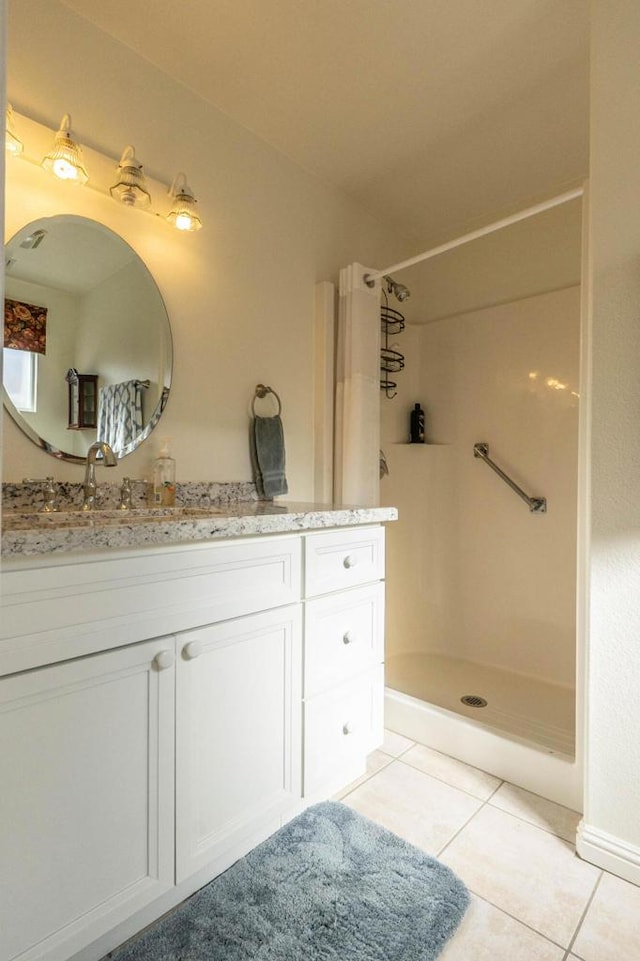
[363,186,584,285]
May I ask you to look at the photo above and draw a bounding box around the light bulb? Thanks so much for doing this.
[52,157,79,180]
[175,212,195,231]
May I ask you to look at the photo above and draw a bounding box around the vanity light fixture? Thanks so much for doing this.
[5,104,24,155]
[41,113,88,184]
[167,172,202,231]
[110,145,152,208]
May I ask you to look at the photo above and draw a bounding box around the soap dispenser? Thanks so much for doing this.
[150,438,176,507]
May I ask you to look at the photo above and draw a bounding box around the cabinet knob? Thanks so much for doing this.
[342,722,353,736]
[343,554,358,569]
[153,650,174,671]
[342,630,356,645]
[183,640,204,660]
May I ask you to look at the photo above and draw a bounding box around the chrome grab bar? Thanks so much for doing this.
[473,443,547,514]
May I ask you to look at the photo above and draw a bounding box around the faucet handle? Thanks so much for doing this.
[39,476,59,513]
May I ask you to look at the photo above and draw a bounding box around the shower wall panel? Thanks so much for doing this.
[384,286,580,688]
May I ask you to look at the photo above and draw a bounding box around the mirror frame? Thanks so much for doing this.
[3,215,173,464]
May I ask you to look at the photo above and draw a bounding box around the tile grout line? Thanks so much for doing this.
[440,843,603,957]
[397,749,583,845]
[560,870,604,961]
[460,791,583,848]
[363,743,580,848]
[361,745,578,848]
[405,754,582,845]
[335,742,417,798]
[462,891,570,954]
[335,749,398,801]
[398,753,503,803]
[485,803,581,845]
[434,782,597,954]
[342,753,564,949]
[435,783,503,859]
[343,744,601,956]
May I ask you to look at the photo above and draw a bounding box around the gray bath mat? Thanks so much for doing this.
[108,801,469,961]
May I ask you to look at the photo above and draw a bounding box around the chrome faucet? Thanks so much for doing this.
[82,441,118,511]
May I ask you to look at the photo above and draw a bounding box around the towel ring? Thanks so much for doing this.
[252,384,282,417]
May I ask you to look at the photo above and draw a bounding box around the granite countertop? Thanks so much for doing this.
[1,501,398,557]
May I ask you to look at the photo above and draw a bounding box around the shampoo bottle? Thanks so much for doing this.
[409,403,425,444]
[151,438,176,506]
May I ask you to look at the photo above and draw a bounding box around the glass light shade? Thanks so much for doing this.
[42,114,88,184]
[167,173,202,231]
[167,189,202,232]
[5,105,24,155]
[110,145,151,208]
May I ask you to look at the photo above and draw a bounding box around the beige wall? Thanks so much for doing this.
[580,0,640,870]
[3,0,408,489]
[403,198,583,325]
[383,286,581,688]
[78,259,166,424]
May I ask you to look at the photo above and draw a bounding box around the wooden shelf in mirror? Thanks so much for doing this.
[67,372,98,430]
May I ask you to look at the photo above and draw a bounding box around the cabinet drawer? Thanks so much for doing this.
[303,666,384,797]
[304,583,384,697]
[1,535,301,675]
[304,526,384,597]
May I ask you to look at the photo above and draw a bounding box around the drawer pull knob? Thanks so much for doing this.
[342,631,355,645]
[343,554,358,569]
[183,640,204,660]
[342,722,353,736]
[153,650,174,671]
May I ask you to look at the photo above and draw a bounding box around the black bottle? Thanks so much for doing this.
[409,403,425,444]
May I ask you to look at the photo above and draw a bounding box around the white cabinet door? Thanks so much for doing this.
[0,637,175,961]
[176,605,302,882]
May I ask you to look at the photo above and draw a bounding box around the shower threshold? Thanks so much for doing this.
[384,652,579,808]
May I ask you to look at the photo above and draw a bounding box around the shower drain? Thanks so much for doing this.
[460,695,488,708]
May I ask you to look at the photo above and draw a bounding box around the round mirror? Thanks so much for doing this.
[3,215,172,463]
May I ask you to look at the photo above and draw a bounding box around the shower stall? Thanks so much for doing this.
[367,190,584,810]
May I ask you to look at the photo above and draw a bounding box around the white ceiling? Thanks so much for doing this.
[61,0,590,247]
[6,217,136,294]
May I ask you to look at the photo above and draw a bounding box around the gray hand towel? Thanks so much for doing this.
[252,414,288,499]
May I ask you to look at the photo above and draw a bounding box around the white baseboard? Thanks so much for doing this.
[577,822,640,886]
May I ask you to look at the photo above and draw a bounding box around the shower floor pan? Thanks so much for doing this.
[385,652,580,810]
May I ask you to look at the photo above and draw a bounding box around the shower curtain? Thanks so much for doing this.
[96,380,144,452]
[333,263,381,507]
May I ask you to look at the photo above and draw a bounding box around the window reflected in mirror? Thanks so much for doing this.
[3,347,37,412]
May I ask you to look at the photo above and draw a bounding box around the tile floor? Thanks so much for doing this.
[336,730,640,961]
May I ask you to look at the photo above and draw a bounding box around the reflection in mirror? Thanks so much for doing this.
[3,215,172,463]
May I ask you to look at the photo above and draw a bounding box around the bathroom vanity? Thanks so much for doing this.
[0,502,395,961]
[0,203,397,960]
